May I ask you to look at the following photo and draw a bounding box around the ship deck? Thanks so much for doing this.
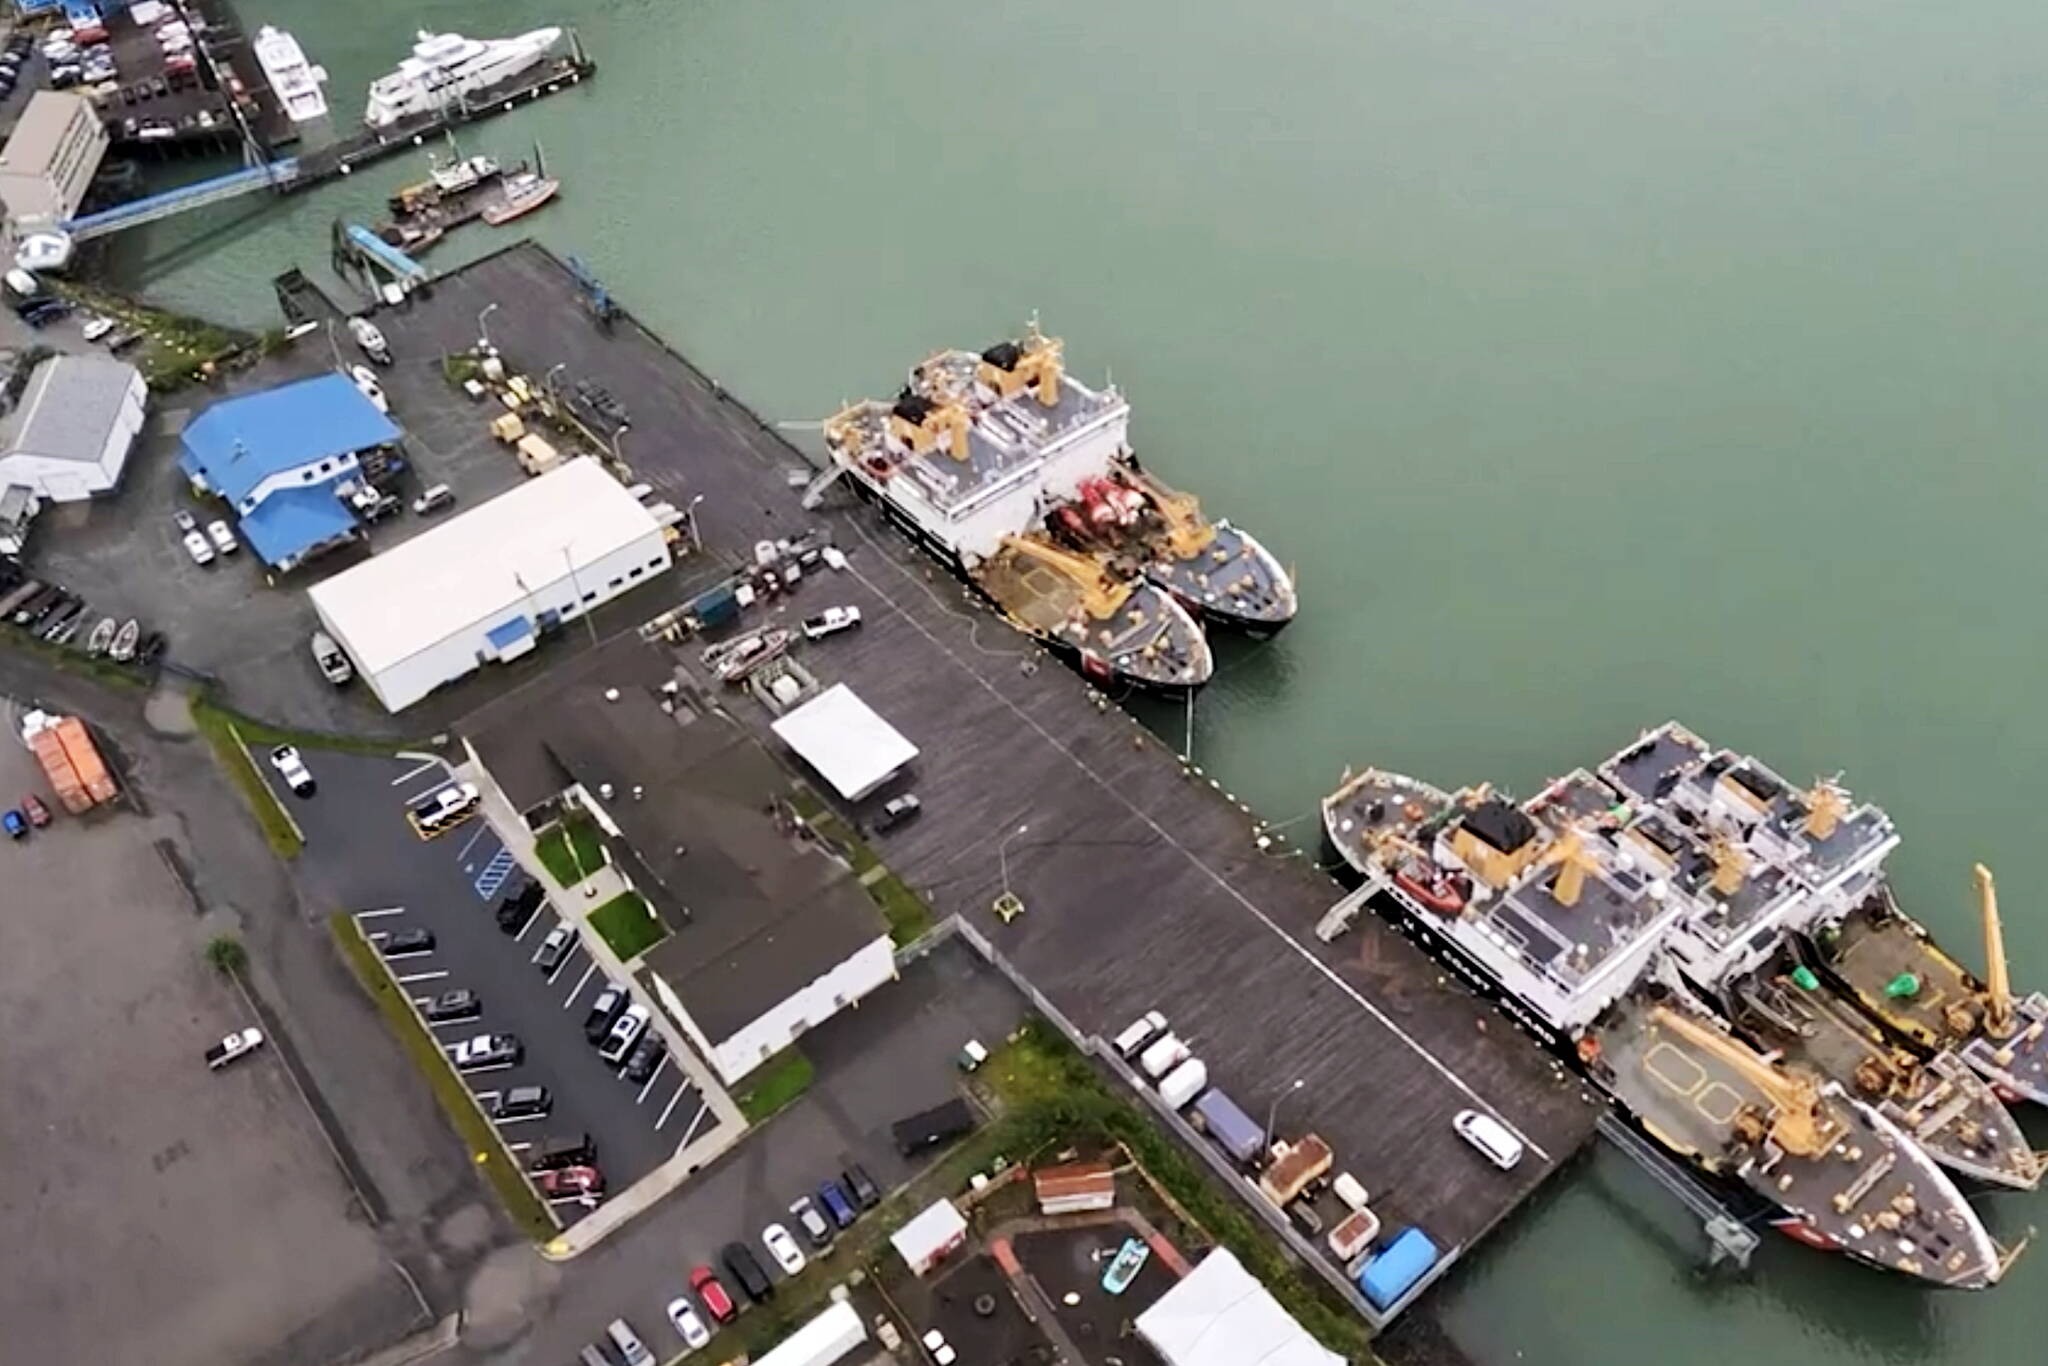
[403,243,1600,1321]
[1823,900,1980,1050]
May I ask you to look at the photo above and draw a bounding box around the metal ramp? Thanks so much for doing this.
[339,224,432,288]
[62,159,301,242]
[1596,1110,1761,1269]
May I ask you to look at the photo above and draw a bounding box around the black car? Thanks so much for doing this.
[496,897,537,934]
[137,631,166,666]
[422,989,481,1022]
[721,1241,773,1303]
[581,985,628,1044]
[495,1085,551,1120]
[382,927,435,957]
[841,1162,882,1210]
[622,1033,667,1084]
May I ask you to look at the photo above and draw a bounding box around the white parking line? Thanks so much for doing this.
[395,970,449,984]
[425,1017,471,1030]
[562,961,598,1009]
[494,1113,549,1126]
[676,1098,713,1147]
[390,758,443,789]
[635,1054,670,1104]
[455,1061,517,1075]
[514,911,543,942]
[356,907,407,920]
[473,1090,502,1103]
[411,995,432,1006]
[367,930,391,942]
[653,1082,690,1130]
[454,821,493,862]
[508,1141,532,1152]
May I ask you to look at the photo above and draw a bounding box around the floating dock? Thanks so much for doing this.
[360,243,1602,1329]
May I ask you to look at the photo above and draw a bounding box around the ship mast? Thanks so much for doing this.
[1650,1006,1834,1158]
[1976,863,2014,1038]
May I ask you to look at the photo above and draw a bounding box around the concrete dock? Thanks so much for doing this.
[359,242,1601,1318]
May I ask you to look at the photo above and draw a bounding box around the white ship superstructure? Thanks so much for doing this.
[364,28,565,128]
[253,25,328,124]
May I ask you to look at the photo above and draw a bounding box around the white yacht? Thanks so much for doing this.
[363,28,565,128]
[252,25,329,125]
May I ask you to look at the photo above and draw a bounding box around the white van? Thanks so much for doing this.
[1113,1010,1167,1058]
[1453,1109,1525,1170]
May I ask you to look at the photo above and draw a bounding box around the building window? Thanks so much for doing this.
[647,558,663,570]
[302,468,317,482]
[627,566,643,579]
[582,591,596,604]
[608,576,623,589]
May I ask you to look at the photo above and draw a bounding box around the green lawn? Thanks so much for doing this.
[328,914,556,1242]
[191,701,302,860]
[588,890,666,960]
[535,816,606,886]
[736,1048,815,1124]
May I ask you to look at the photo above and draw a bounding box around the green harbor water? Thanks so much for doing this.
[122,1,2048,1360]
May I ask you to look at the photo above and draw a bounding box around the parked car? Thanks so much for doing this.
[381,927,435,957]
[206,519,238,554]
[494,1085,551,1120]
[526,1133,596,1172]
[622,1033,667,1084]
[349,363,388,413]
[310,630,352,684]
[800,605,862,640]
[789,1195,832,1248]
[1114,1010,1168,1058]
[422,988,481,1023]
[452,1033,523,1070]
[181,529,215,565]
[873,793,922,832]
[816,1180,857,1229]
[21,794,51,828]
[598,1004,651,1065]
[602,1319,653,1366]
[688,1266,735,1323]
[535,925,573,973]
[761,1224,805,1276]
[1453,1109,1525,1170]
[666,1297,710,1352]
[582,985,628,1044]
[497,896,539,934]
[721,1241,773,1303]
[203,1028,265,1069]
[841,1162,882,1209]
[537,1164,605,1199]
[411,483,454,515]
[268,744,316,797]
[3,808,26,840]
[407,782,480,838]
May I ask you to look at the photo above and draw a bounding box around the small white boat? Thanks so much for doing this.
[109,618,140,662]
[253,25,329,125]
[14,231,75,274]
[482,171,559,226]
[85,616,117,657]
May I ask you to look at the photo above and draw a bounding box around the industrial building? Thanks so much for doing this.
[179,372,402,570]
[1135,1249,1343,1366]
[310,459,668,710]
[0,91,108,224]
[0,354,146,502]
[468,635,897,1084]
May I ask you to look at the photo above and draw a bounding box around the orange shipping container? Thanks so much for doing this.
[29,727,91,814]
[54,717,118,806]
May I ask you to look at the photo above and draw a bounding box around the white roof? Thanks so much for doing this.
[1135,1249,1344,1366]
[889,1199,967,1270]
[771,683,919,800]
[308,459,659,674]
[754,1299,866,1366]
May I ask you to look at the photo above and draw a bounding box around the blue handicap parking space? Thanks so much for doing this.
[473,847,518,900]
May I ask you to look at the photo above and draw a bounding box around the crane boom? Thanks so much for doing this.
[1650,1005,1832,1157]
[998,535,1132,620]
[1976,863,2014,1038]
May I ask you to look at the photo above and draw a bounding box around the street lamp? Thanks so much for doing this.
[994,823,1029,922]
[684,493,705,550]
[476,301,499,352]
[544,362,566,403]
[1263,1078,1304,1152]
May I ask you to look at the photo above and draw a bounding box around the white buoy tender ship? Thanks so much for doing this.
[364,28,565,128]
[818,324,1295,692]
[1320,722,2037,1289]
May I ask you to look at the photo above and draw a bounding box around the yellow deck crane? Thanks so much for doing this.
[1538,824,1603,908]
[1709,833,1748,898]
[1651,1006,1837,1159]
[975,324,1065,407]
[1976,863,2015,1039]
[1804,778,1850,841]
[998,535,1133,621]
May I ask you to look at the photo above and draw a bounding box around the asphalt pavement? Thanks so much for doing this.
[267,747,700,1219]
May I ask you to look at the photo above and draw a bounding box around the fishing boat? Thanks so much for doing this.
[85,615,116,657]
[108,618,139,663]
[482,170,559,226]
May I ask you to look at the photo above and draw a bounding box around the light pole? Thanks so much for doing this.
[543,362,566,404]
[994,823,1029,922]
[476,301,499,352]
[1263,1078,1304,1152]
[684,493,705,551]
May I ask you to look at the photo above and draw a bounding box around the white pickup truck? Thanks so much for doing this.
[204,1027,265,1070]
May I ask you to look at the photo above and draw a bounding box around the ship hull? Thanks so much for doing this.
[847,470,1206,697]
[1149,567,1292,638]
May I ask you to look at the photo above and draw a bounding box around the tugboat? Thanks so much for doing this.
[1812,867,2048,1107]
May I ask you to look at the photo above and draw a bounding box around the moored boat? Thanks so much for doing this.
[85,615,116,657]
[364,28,565,128]
[109,618,139,663]
[482,171,559,226]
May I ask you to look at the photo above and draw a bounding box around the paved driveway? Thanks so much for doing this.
[269,748,700,1220]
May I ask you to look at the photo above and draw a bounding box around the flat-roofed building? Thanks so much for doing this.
[0,92,108,224]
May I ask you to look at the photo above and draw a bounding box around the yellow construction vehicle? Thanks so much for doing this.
[998,535,1132,621]
[1651,1005,1837,1159]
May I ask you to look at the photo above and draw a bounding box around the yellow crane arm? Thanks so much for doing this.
[1977,863,2013,1037]
[1000,535,1132,620]
[1651,1005,1830,1157]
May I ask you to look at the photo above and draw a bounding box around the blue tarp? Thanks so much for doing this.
[180,373,401,507]
[239,484,357,568]
[1358,1227,1439,1309]
[485,617,535,650]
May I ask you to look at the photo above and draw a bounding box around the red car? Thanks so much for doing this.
[22,794,50,828]
[536,1165,604,1199]
[689,1264,736,1323]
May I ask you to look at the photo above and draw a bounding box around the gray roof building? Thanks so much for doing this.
[0,354,148,503]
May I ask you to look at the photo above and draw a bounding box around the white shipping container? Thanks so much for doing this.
[1139,1032,1189,1080]
[1158,1057,1208,1110]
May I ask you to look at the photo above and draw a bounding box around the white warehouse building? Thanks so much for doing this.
[309,459,670,711]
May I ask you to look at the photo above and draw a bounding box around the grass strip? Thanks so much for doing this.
[191,701,302,860]
[735,1048,815,1124]
[588,890,666,960]
[195,695,414,756]
[0,621,148,691]
[535,815,605,886]
[328,913,558,1243]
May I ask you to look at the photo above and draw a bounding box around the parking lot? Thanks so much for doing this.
[272,747,708,1224]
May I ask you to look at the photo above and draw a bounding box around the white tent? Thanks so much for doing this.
[1135,1249,1344,1366]
[771,683,919,799]
[889,1198,968,1277]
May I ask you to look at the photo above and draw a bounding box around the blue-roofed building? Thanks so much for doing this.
[179,373,402,570]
